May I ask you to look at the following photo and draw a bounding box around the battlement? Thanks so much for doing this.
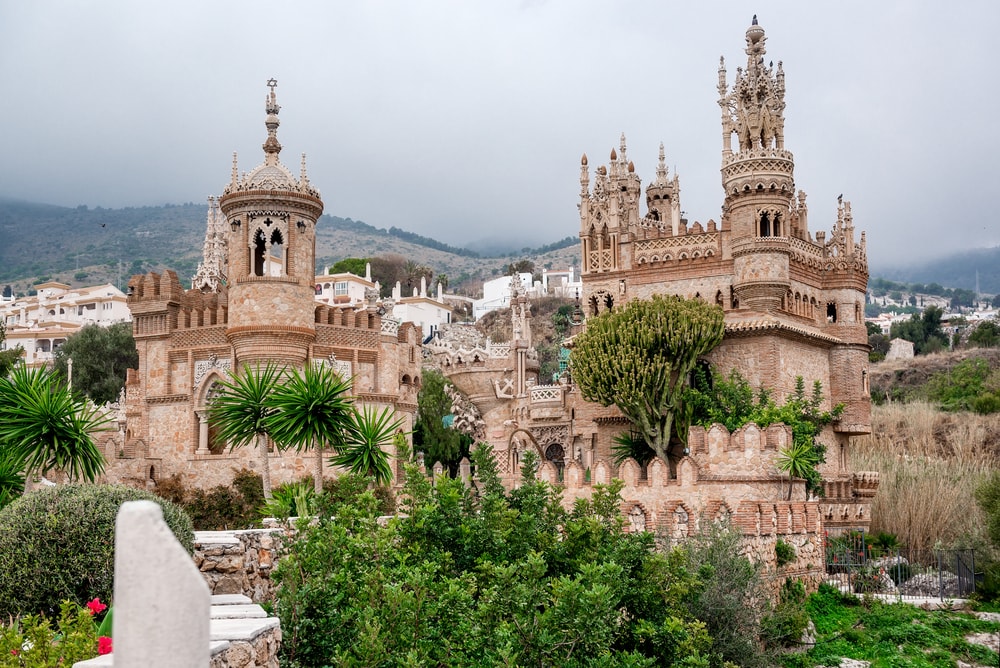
[127,271,186,304]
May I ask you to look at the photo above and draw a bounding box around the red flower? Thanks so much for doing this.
[86,598,107,615]
[10,649,17,656]
[98,636,113,655]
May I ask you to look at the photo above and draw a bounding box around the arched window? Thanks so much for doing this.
[252,229,267,276]
[759,211,771,237]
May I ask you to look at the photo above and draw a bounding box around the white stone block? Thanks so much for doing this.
[113,501,211,667]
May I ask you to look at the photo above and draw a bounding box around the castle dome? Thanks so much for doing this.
[222,79,321,199]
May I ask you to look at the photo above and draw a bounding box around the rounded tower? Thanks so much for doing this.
[719,17,794,313]
[220,80,324,366]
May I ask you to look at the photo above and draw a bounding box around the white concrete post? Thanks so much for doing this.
[113,501,210,667]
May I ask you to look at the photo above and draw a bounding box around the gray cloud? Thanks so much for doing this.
[1,1,995,268]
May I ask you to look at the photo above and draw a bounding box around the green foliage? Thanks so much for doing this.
[207,362,284,497]
[791,582,1000,667]
[688,371,841,497]
[327,257,369,276]
[0,364,108,482]
[611,430,655,467]
[924,356,1000,413]
[0,448,25,510]
[0,323,23,378]
[889,305,949,355]
[774,539,796,567]
[413,369,468,470]
[274,444,773,667]
[976,470,1000,549]
[0,601,104,667]
[51,323,137,406]
[260,480,318,520]
[330,405,404,485]
[761,579,808,649]
[267,363,354,493]
[571,295,725,463]
[683,520,772,667]
[0,484,193,617]
[155,469,264,530]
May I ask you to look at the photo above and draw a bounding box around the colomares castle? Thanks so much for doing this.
[100,17,876,578]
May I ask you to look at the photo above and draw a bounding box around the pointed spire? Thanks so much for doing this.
[300,153,310,186]
[230,153,239,187]
[262,78,282,165]
[656,142,668,182]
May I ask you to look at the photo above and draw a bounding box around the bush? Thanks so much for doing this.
[0,484,193,617]
[155,469,263,530]
[775,539,796,567]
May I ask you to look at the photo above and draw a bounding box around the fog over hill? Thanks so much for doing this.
[0,199,577,295]
[1,198,996,296]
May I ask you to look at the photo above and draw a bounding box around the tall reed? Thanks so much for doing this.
[851,401,999,552]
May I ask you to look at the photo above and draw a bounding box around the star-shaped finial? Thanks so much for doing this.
[267,78,277,90]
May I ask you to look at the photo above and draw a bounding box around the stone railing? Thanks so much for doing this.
[529,384,564,403]
[380,318,400,336]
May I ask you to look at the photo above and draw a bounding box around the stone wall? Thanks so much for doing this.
[194,529,287,604]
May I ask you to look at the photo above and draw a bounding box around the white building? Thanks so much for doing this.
[391,276,453,342]
[0,281,131,366]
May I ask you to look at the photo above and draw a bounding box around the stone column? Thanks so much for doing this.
[196,411,210,455]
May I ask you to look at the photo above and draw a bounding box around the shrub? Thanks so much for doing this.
[261,480,317,520]
[775,538,796,567]
[154,469,263,530]
[0,484,193,617]
[761,578,809,648]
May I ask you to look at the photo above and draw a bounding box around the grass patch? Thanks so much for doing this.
[784,584,1000,667]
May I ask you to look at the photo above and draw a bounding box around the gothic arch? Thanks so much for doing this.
[194,370,229,455]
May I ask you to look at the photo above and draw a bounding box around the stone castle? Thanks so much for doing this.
[103,81,421,489]
[428,17,877,575]
[93,17,877,577]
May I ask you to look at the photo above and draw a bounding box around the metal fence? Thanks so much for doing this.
[824,530,981,601]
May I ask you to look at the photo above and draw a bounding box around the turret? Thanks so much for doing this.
[721,17,795,313]
[220,80,324,366]
[645,143,681,234]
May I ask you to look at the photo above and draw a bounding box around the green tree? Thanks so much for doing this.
[330,405,405,486]
[889,305,948,355]
[267,363,354,494]
[52,322,138,405]
[413,369,467,470]
[327,257,369,276]
[0,323,23,378]
[0,365,108,483]
[207,362,283,499]
[570,295,725,463]
[969,320,1000,348]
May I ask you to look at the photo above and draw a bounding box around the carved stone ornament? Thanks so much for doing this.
[193,354,232,389]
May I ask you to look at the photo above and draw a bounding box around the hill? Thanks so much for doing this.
[0,199,578,296]
[876,246,1000,296]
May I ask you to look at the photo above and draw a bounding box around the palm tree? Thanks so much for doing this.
[207,362,283,499]
[330,405,405,486]
[0,364,108,484]
[775,441,819,501]
[267,363,354,494]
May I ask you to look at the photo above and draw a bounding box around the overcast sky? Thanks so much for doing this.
[1,1,996,268]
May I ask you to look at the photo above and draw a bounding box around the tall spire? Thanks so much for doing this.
[718,16,787,153]
[263,78,282,165]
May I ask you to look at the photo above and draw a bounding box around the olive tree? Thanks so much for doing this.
[570,294,725,463]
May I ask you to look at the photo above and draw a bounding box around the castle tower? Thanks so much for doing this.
[219,80,324,366]
[719,16,794,313]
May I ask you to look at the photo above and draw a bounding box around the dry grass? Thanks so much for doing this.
[851,401,1000,552]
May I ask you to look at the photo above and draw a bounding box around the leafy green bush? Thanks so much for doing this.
[924,357,1000,414]
[155,469,263,530]
[274,446,734,667]
[0,484,193,617]
[761,578,809,648]
[775,539,796,567]
[260,480,317,520]
[0,601,104,666]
